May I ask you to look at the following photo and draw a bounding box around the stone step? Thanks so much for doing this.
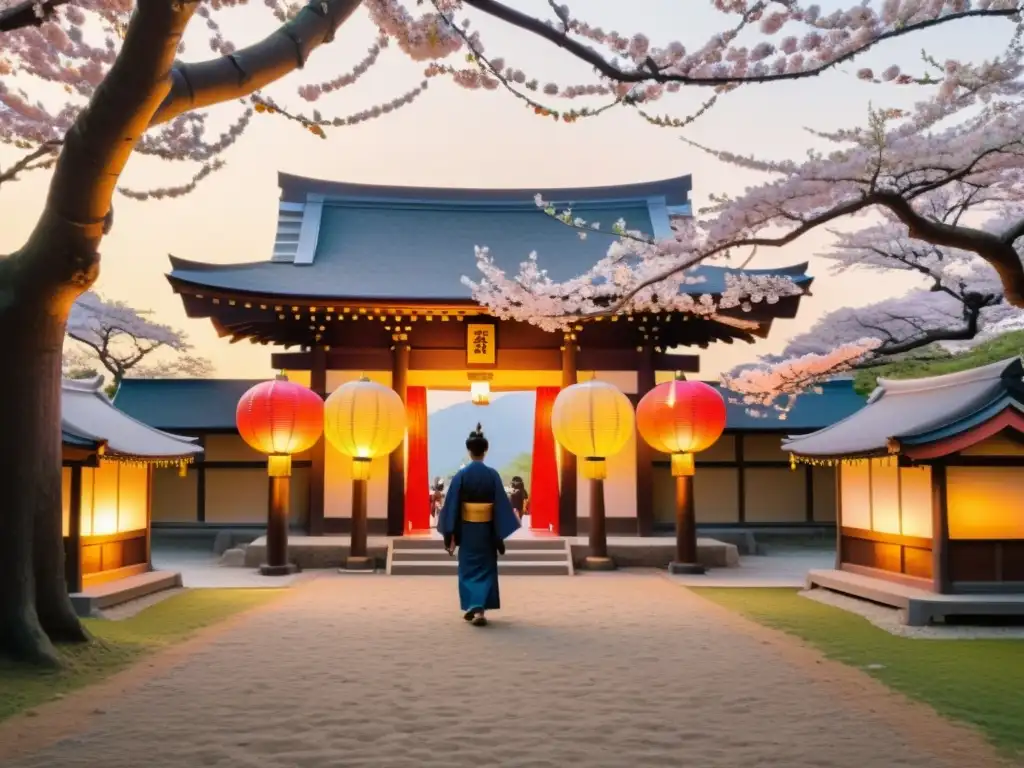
[391,548,569,562]
[70,570,182,617]
[389,560,573,576]
[392,536,566,551]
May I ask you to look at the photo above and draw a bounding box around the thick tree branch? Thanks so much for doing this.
[463,0,1018,87]
[150,0,363,126]
[876,191,1024,306]
[869,315,981,357]
[28,0,198,272]
[1000,216,1024,247]
[0,0,68,33]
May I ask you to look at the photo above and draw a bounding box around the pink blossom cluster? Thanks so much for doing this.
[297,35,390,102]
[721,340,882,415]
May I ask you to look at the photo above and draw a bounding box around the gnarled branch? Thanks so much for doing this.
[463,0,1018,87]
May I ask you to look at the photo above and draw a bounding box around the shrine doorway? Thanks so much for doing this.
[402,386,560,534]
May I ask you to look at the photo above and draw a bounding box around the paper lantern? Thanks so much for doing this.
[552,380,635,479]
[236,376,324,477]
[637,378,727,476]
[324,377,406,479]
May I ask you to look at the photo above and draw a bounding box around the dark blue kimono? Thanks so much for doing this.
[437,460,521,612]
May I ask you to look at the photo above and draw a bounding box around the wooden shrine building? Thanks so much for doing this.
[790,359,1024,625]
[61,376,202,596]
[165,172,813,538]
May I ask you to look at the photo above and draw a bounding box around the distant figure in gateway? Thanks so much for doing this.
[436,424,521,626]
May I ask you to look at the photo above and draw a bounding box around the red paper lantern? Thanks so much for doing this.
[236,376,324,475]
[636,378,727,476]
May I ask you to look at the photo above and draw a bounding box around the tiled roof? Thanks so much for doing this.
[783,357,1024,458]
[114,377,863,434]
[167,172,811,303]
[63,377,203,460]
[113,378,260,431]
[715,379,866,432]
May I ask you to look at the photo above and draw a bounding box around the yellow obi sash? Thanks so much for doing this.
[461,502,494,523]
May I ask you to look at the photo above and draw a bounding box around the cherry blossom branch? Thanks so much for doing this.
[463,0,1020,87]
[117,159,225,200]
[250,80,429,135]
[0,141,60,185]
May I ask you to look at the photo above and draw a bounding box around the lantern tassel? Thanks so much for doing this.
[670,452,695,477]
[581,457,607,480]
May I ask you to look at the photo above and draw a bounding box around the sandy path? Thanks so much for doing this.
[0,573,1008,768]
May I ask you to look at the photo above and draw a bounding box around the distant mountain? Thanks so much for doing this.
[428,392,535,479]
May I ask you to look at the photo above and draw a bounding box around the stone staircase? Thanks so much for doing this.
[387,536,574,576]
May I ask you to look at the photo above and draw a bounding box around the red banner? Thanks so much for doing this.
[404,386,431,533]
[530,386,561,534]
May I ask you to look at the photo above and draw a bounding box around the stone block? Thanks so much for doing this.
[219,548,247,567]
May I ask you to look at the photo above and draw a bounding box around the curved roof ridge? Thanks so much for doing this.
[277,171,693,206]
[62,375,105,393]
[877,356,1021,395]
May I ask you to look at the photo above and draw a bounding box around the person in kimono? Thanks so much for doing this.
[509,476,529,522]
[436,424,521,626]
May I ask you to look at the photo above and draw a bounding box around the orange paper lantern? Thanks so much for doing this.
[236,376,324,476]
[636,378,727,476]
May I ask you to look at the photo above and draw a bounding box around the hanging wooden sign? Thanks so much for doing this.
[466,323,496,365]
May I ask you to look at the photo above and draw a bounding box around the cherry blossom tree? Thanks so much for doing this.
[467,26,1024,330]
[722,187,1024,409]
[2,0,1023,666]
[64,292,212,392]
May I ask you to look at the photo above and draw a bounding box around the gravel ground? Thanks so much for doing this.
[0,573,1007,768]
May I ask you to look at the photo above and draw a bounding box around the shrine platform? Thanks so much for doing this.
[807,569,1024,626]
[70,570,183,617]
[243,532,739,572]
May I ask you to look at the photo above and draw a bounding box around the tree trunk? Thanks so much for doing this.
[0,244,81,664]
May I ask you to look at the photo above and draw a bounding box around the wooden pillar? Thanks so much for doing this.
[834,460,843,570]
[931,462,951,593]
[260,474,296,576]
[308,346,328,535]
[387,343,410,537]
[558,337,578,537]
[196,435,207,523]
[635,345,656,536]
[669,474,705,574]
[65,464,83,594]
[145,465,153,570]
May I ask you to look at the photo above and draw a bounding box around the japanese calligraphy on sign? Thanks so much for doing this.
[466,323,496,365]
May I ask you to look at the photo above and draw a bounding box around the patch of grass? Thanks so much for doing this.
[0,589,282,722]
[692,587,1024,756]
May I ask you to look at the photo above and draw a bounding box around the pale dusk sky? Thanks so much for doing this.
[0,1,1009,397]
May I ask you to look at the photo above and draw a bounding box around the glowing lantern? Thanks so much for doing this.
[551,380,635,570]
[469,373,492,406]
[636,377,727,477]
[636,375,727,575]
[236,375,323,576]
[324,377,407,569]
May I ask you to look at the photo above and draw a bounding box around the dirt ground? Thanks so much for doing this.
[0,572,1010,768]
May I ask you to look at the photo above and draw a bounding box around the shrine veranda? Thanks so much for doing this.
[114,172,863,540]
